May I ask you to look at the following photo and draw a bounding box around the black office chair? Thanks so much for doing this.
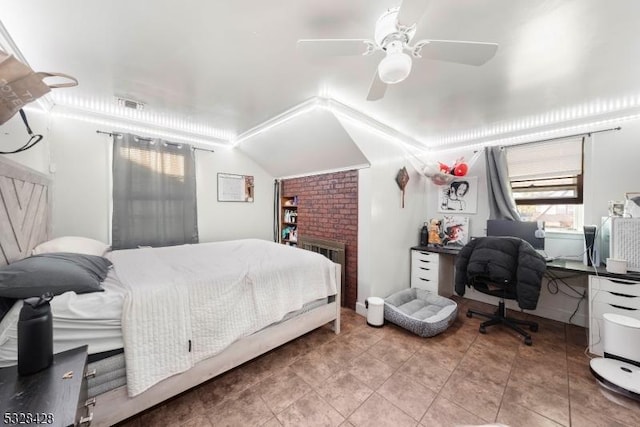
[465,275,538,345]
[455,236,546,346]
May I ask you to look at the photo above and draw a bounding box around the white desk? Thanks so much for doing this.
[412,247,640,355]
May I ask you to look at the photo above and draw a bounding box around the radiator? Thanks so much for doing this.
[298,236,346,306]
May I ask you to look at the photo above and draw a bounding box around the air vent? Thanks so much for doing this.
[117,97,144,110]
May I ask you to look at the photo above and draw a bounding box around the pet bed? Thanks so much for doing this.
[384,288,457,337]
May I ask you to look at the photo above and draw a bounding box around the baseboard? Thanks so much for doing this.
[358,293,587,327]
[355,301,367,317]
[463,293,588,327]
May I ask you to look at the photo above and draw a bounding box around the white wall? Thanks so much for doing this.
[0,108,51,174]
[47,116,112,241]
[586,120,640,224]
[338,119,428,315]
[33,114,275,244]
[196,148,274,242]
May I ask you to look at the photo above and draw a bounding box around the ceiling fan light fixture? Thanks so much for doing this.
[378,51,412,84]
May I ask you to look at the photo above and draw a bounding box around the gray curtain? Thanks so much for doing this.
[485,145,521,221]
[112,133,198,249]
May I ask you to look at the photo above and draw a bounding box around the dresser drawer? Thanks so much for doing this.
[591,299,640,320]
[78,366,95,426]
[411,267,439,282]
[413,261,438,278]
[590,276,640,296]
[412,249,439,264]
[411,274,438,293]
[591,290,640,311]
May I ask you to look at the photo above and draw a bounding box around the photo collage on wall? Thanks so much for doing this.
[427,216,469,248]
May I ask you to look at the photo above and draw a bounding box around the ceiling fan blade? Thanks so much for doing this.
[297,39,373,56]
[397,0,431,26]
[366,71,388,101]
[415,40,498,66]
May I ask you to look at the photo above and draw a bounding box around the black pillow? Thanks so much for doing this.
[0,296,16,323]
[0,253,112,299]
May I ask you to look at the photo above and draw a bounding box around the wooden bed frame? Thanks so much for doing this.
[0,155,341,426]
[0,156,51,266]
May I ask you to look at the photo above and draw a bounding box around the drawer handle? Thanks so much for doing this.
[85,397,97,408]
[79,412,93,426]
[419,278,431,282]
[609,304,637,311]
[609,279,638,285]
[419,251,432,256]
[609,292,637,298]
[84,368,97,379]
[419,267,430,271]
[419,260,431,264]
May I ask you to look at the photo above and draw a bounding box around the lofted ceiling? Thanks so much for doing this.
[2,0,640,154]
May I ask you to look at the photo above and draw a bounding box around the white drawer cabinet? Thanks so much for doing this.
[589,275,640,356]
[410,249,455,296]
[411,250,439,293]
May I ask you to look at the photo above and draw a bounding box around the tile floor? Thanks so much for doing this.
[117,297,640,427]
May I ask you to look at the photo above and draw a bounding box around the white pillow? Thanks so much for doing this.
[32,236,111,257]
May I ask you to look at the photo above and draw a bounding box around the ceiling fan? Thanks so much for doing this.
[297,0,498,101]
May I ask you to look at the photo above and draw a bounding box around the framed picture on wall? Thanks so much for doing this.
[438,176,478,214]
[217,173,254,202]
[442,216,469,247]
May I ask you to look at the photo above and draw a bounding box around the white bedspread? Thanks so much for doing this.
[110,239,337,396]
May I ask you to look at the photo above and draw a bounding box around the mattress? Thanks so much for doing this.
[0,269,126,367]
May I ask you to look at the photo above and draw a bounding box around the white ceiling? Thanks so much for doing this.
[3,0,640,151]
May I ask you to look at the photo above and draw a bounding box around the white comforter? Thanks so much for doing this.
[110,239,337,396]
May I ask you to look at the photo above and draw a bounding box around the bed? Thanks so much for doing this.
[0,155,341,426]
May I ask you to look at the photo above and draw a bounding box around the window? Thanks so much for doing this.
[505,136,584,230]
[112,134,198,249]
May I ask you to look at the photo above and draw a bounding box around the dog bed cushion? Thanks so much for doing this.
[384,288,457,337]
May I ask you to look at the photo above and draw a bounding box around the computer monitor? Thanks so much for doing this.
[486,220,545,250]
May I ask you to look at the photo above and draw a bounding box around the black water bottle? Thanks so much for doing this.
[420,222,429,246]
[18,293,53,375]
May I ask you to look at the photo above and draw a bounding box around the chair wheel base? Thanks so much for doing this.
[466,301,538,345]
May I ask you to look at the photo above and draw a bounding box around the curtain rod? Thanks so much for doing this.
[95,130,215,153]
[504,126,621,148]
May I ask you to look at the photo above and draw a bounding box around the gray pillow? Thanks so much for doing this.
[0,253,112,299]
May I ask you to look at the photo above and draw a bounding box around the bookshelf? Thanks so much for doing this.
[281,196,298,246]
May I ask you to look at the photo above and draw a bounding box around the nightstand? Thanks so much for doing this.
[0,346,95,427]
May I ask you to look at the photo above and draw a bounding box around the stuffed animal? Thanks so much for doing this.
[428,218,443,246]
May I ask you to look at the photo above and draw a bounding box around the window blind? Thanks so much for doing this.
[506,136,583,180]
